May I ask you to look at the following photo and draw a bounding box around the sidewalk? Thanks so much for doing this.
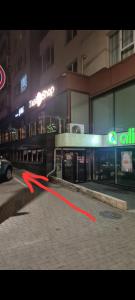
[79,182,135,210]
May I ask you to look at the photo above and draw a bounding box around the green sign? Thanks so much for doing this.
[108,128,135,145]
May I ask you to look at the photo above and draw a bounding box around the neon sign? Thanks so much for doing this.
[15,106,24,118]
[29,86,55,108]
[0,65,6,90]
[108,128,135,145]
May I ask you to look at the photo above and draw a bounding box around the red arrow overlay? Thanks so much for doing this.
[0,65,6,90]
[22,171,96,222]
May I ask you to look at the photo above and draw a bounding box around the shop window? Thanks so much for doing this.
[37,150,43,163]
[32,150,37,162]
[28,150,32,162]
[94,148,115,184]
[20,150,23,161]
[4,132,9,143]
[29,122,37,137]
[24,150,27,161]
[19,127,26,140]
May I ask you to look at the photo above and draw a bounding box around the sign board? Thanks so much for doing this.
[29,86,55,108]
[121,151,132,172]
[108,128,135,146]
[0,65,6,90]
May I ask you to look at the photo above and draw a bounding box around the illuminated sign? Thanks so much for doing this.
[108,128,135,145]
[15,106,24,118]
[29,86,55,108]
[21,74,27,93]
[0,65,6,90]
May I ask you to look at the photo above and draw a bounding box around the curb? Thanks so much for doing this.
[50,176,127,211]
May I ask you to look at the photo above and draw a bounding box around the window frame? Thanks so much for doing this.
[109,30,135,67]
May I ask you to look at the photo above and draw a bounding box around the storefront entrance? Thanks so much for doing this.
[56,149,92,183]
[62,151,86,183]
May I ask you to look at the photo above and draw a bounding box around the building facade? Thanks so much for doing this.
[1,30,135,188]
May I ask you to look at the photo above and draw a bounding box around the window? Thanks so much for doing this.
[109,31,119,66]
[28,150,32,162]
[67,59,78,72]
[24,150,27,161]
[109,30,135,66]
[66,30,77,43]
[20,74,27,93]
[37,150,43,163]
[42,45,54,72]
[121,30,134,60]
[32,150,37,162]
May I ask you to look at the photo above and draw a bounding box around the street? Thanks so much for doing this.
[0,170,135,269]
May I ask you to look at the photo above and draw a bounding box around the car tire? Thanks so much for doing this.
[5,168,12,181]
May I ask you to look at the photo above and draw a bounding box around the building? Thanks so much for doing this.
[0,30,11,123]
[1,30,135,188]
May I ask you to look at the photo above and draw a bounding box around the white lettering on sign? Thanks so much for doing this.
[15,106,24,118]
[29,86,55,108]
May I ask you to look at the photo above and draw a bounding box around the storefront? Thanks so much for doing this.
[55,129,135,188]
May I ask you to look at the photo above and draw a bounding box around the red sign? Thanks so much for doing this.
[0,65,6,90]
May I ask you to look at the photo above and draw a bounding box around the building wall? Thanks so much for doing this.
[40,30,110,88]
[10,30,46,114]
[10,30,31,113]
[0,30,11,121]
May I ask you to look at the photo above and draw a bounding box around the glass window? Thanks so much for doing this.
[28,150,32,162]
[94,148,115,184]
[37,150,43,163]
[24,150,27,161]
[109,31,119,66]
[117,147,135,187]
[93,92,114,134]
[32,150,37,162]
[122,30,133,48]
[115,83,135,132]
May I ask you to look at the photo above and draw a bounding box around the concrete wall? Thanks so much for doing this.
[40,30,110,88]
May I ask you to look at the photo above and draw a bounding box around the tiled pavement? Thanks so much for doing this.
[0,172,135,269]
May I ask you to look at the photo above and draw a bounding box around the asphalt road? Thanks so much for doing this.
[0,170,135,269]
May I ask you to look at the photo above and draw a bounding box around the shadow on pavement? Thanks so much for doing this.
[0,184,45,225]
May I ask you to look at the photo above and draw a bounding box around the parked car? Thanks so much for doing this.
[0,156,13,181]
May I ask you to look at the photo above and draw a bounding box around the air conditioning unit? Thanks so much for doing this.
[67,123,84,134]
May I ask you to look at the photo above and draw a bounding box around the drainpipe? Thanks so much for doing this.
[46,148,60,178]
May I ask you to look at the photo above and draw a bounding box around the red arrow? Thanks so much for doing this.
[0,65,6,90]
[22,171,96,222]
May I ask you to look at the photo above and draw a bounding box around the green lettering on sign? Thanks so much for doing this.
[108,128,135,145]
